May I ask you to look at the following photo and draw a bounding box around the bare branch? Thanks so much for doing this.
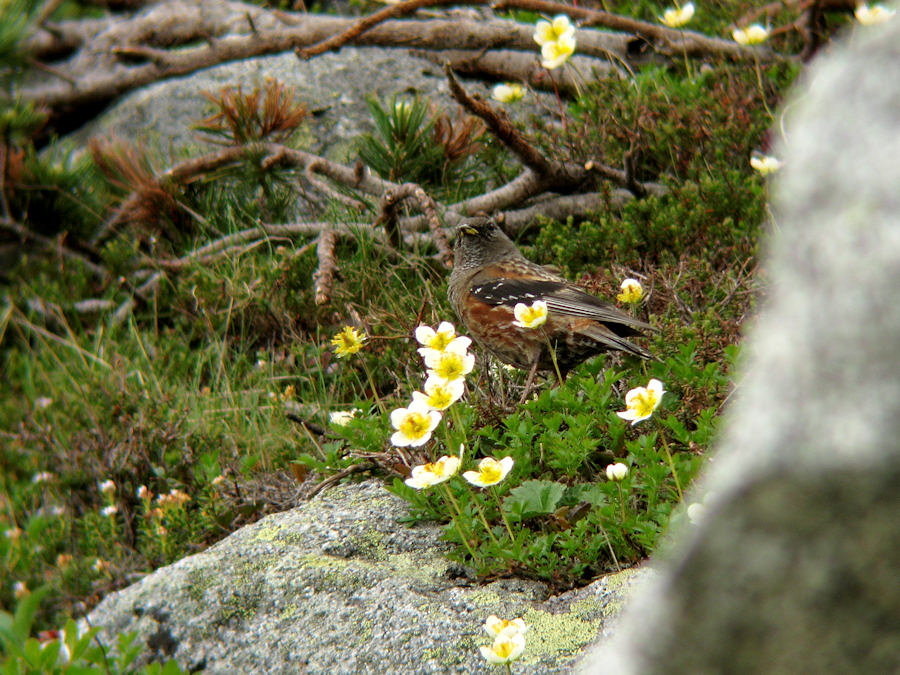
[313,226,338,305]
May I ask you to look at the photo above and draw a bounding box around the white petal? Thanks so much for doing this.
[414,325,436,345]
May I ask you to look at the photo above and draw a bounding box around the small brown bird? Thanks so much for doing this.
[448,217,653,396]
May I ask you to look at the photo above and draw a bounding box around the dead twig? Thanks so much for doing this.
[313,226,338,305]
[297,0,475,59]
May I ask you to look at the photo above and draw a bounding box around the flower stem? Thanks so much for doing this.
[546,69,567,134]
[659,435,684,502]
[440,484,479,561]
[680,30,694,81]
[491,486,515,541]
[753,53,773,119]
[542,332,564,386]
[472,497,502,546]
[615,482,627,522]
[359,358,385,414]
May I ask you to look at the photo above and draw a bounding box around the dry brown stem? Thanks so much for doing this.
[313,226,338,305]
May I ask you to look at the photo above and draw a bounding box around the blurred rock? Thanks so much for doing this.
[579,19,900,675]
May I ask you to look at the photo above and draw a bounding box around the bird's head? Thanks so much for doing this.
[452,217,521,271]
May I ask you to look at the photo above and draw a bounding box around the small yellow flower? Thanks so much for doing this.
[463,456,514,487]
[512,300,548,329]
[660,2,695,28]
[422,346,475,383]
[541,33,576,69]
[732,24,769,45]
[404,455,461,489]
[412,376,465,411]
[492,83,526,104]
[390,400,442,447]
[280,385,296,401]
[605,462,628,481]
[616,379,665,426]
[331,326,366,358]
[533,14,575,46]
[750,152,783,175]
[484,615,528,638]
[616,278,644,304]
[480,629,526,665]
[415,322,470,354]
[855,3,896,25]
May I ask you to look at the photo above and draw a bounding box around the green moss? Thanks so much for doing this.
[185,567,217,603]
[518,607,601,662]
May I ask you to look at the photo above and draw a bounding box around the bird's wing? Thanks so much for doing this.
[469,277,652,333]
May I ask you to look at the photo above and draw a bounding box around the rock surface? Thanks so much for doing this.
[87,480,643,673]
[58,46,551,164]
[579,19,900,675]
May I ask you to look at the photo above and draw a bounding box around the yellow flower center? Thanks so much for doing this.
[426,387,453,409]
[399,413,432,440]
[478,460,502,484]
[493,638,514,659]
[429,332,454,350]
[631,390,659,418]
[433,353,464,380]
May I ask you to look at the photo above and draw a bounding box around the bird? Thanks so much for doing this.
[448,217,653,398]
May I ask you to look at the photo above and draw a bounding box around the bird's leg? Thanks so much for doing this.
[519,358,540,404]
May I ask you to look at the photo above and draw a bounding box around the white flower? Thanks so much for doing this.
[855,3,896,25]
[660,2,695,28]
[422,345,475,383]
[492,83,526,104]
[137,485,152,500]
[605,463,629,481]
[484,615,528,637]
[512,300,548,329]
[750,152,783,175]
[687,501,706,524]
[412,376,465,411]
[541,33,576,69]
[99,479,116,496]
[480,629,526,665]
[732,24,769,45]
[101,505,118,517]
[34,396,53,409]
[616,278,644,304]
[4,527,23,540]
[13,581,29,599]
[404,455,461,489]
[415,322,470,354]
[329,409,361,426]
[534,15,575,46]
[616,379,665,425]
[463,456,514,487]
[390,400,442,447]
[32,472,54,484]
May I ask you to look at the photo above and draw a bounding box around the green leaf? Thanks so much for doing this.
[504,480,566,519]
